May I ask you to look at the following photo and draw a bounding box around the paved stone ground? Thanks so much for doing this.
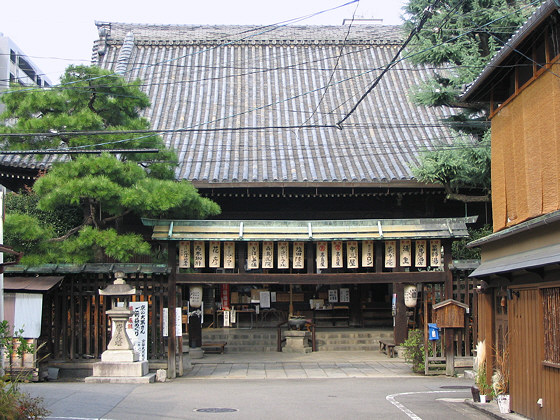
[184,351,415,379]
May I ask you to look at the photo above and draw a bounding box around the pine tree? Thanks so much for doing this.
[1,65,220,264]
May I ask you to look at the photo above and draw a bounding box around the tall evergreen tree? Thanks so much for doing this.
[403,0,537,201]
[1,65,220,265]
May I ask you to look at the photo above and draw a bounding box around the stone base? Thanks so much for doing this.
[283,330,312,353]
[91,360,149,377]
[101,349,139,363]
[85,373,155,384]
[189,347,204,359]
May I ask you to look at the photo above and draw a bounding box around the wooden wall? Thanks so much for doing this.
[509,286,560,420]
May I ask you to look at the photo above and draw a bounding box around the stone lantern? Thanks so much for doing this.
[99,272,137,362]
[85,272,155,383]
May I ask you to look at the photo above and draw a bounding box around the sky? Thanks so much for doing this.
[0,0,407,84]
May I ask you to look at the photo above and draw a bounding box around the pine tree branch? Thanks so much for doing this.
[101,209,132,224]
[48,216,93,242]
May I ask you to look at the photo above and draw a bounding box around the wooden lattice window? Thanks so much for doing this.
[542,287,560,368]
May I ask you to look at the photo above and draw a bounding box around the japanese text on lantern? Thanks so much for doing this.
[316,242,328,269]
[293,242,304,269]
[277,242,289,269]
[193,241,205,268]
[179,241,190,268]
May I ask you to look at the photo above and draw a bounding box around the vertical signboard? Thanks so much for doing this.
[293,242,304,269]
[317,242,328,269]
[415,240,427,267]
[430,240,442,267]
[248,242,260,270]
[347,241,358,269]
[193,241,205,268]
[224,242,235,269]
[385,241,396,268]
[126,301,148,362]
[400,240,412,267]
[262,241,274,269]
[332,241,343,268]
[362,240,374,267]
[179,241,190,268]
[277,242,289,269]
[209,241,220,268]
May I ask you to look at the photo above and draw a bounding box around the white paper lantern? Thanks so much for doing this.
[189,285,203,308]
[404,284,418,308]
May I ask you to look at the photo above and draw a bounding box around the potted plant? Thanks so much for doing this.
[492,343,510,413]
[472,340,490,402]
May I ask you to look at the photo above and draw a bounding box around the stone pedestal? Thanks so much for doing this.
[85,298,155,383]
[283,330,312,353]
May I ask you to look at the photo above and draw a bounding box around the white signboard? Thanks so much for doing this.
[340,288,350,303]
[328,289,338,303]
[126,302,148,362]
[260,291,271,308]
[162,307,182,337]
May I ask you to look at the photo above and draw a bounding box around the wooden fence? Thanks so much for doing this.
[41,273,171,361]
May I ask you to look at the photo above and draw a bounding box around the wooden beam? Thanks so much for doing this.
[175,271,447,284]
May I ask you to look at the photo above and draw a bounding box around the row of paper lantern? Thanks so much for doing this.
[178,239,442,270]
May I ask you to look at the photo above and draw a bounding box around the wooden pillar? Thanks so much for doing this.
[443,240,454,375]
[167,241,177,379]
[393,242,407,345]
[177,287,183,377]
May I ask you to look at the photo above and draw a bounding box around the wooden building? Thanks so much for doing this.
[1,22,486,368]
[462,2,560,419]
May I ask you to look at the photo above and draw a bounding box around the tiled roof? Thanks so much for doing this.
[3,23,465,187]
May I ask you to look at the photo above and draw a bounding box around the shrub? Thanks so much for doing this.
[401,329,426,373]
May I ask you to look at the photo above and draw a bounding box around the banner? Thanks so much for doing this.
[430,240,442,267]
[126,302,148,361]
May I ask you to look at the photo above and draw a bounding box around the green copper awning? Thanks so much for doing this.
[142,217,477,242]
